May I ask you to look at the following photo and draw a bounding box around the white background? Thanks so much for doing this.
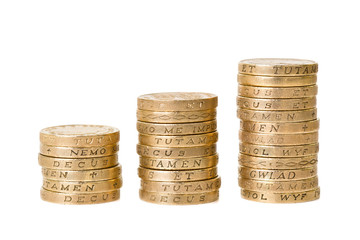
[0,0,358,239]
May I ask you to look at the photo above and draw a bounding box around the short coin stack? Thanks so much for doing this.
[39,125,122,205]
[137,92,221,205]
[237,58,320,203]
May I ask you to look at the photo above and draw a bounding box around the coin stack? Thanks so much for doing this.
[136,92,221,205]
[38,125,122,205]
[237,58,320,203]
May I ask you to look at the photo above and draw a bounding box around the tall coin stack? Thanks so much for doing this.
[237,58,320,203]
[136,92,221,205]
[39,125,122,204]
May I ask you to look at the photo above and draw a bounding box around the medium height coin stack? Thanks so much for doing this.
[39,125,122,204]
[237,58,320,203]
[136,92,221,205]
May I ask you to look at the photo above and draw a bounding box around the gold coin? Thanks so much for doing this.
[141,177,221,194]
[238,85,318,98]
[239,166,317,181]
[42,165,121,181]
[40,125,119,147]
[238,58,318,76]
[237,96,316,111]
[138,167,217,181]
[137,109,216,123]
[239,143,319,158]
[40,144,119,158]
[238,108,317,122]
[138,132,218,147]
[239,177,318,193]
[237,74,317,87]
[139,155,219,170]
[241,187,320,203]
[137,120,217,136]
[239,131,318,145]
[42,178,122,193]
[137,92,218,111]
[38,154,118,170]
[137,144,216,159]
[238,154,318,170]
[40,188,120,205]
[240,120,319,133]
[139,189,219,205]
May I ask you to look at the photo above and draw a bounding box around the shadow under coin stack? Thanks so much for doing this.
[39,125,122,204]
[136,92,221,205]
[237,58,320,203]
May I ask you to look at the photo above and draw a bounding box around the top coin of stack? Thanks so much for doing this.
[137,92,221,205]
[237,58,320,203]
[38,125,122,205]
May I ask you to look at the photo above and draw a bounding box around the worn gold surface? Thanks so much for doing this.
[239,131,318,145]
[40,144,119,158]
[137,144,216,158]
[239,166,317,181]
[137,92,218,111]
[238,58,318,76]
[237,108,317,122]
[241,187,320,203]
[139,189,219,205]
[238,85,318,98]
[138,167,217,182]
[239,177,318,192]
[137,109,216,123]
[137,120,217,136]
[240,120,319,133]
[41,165,121,181]
[40,125,120,147]
[139,155,219,170]
[42,178,122,193]
[38,154,118,170]
[237,74,317,87]
[238,154,318,170]
[138,132,218,147]
[237,96,316,111]
[40,188,120,205]
[239,143,319,158]
[141,177,221,194]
